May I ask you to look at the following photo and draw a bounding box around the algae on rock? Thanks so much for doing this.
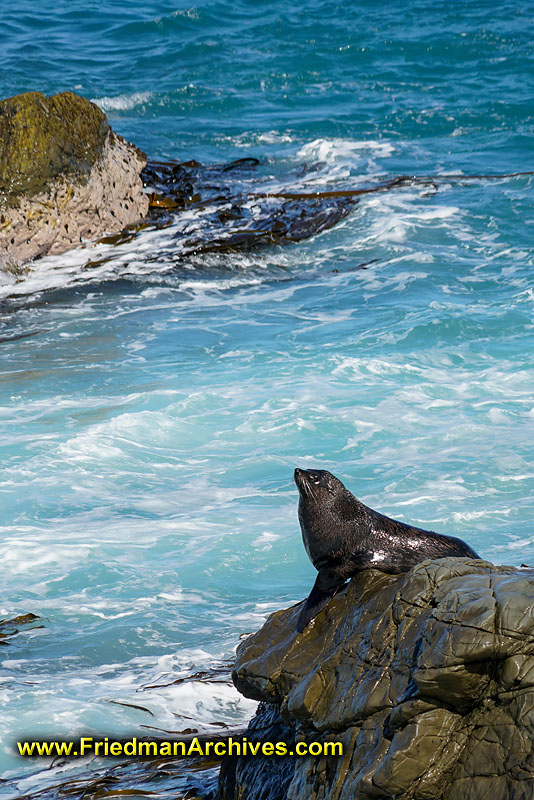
[0,91,149,263]
[219,558,534,800]
[0,91,109,201]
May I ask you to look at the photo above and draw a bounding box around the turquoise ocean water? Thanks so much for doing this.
[1,1,533,796]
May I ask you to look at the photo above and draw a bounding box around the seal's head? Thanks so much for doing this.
[294,468,365,569]
[294,468,343,500]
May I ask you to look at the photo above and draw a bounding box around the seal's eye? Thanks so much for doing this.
[313,477,320,484]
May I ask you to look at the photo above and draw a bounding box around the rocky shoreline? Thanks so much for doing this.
[0,91,148,263]
[0,90,392,274]
[219,558,534,800]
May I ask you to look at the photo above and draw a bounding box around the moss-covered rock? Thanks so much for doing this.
[0,91,110,201]
[0,91,149,262]
[219,558,534,800]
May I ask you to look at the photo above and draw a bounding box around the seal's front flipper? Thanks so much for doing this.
[297,568,346,633]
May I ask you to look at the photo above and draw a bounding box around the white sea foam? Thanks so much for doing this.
[0,138,462,302]
[170,7,200,19]
[362,192,460,244]
[0,647,257,792]
[91,91,152,111]
[333,357,424,377]
[0,224,274,301]
[213,130,295,149]
[255,130,295,144]
[297,138,394,165]
[293,138,395,184]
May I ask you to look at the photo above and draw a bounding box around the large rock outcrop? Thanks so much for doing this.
[0,91,149,262]
[219,558,534,800]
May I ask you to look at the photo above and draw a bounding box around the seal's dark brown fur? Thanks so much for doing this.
[294,468,480,632]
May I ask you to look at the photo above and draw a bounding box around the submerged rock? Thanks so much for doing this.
[219,558,534,800]
[0,91,149,262]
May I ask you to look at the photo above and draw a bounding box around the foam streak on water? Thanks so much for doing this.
[1,1,534,796]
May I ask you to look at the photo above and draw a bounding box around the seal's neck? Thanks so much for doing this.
[333,488,367,522]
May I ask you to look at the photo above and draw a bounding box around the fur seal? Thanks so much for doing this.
[294,468,480,632]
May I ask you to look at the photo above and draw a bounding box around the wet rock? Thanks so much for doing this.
[219,704,297,800]
[0,91,149,262]
[219,558,534,800]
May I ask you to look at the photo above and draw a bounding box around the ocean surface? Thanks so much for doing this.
[1,1,533,797]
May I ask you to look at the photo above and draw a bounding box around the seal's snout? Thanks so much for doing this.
[294,467,313,491]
